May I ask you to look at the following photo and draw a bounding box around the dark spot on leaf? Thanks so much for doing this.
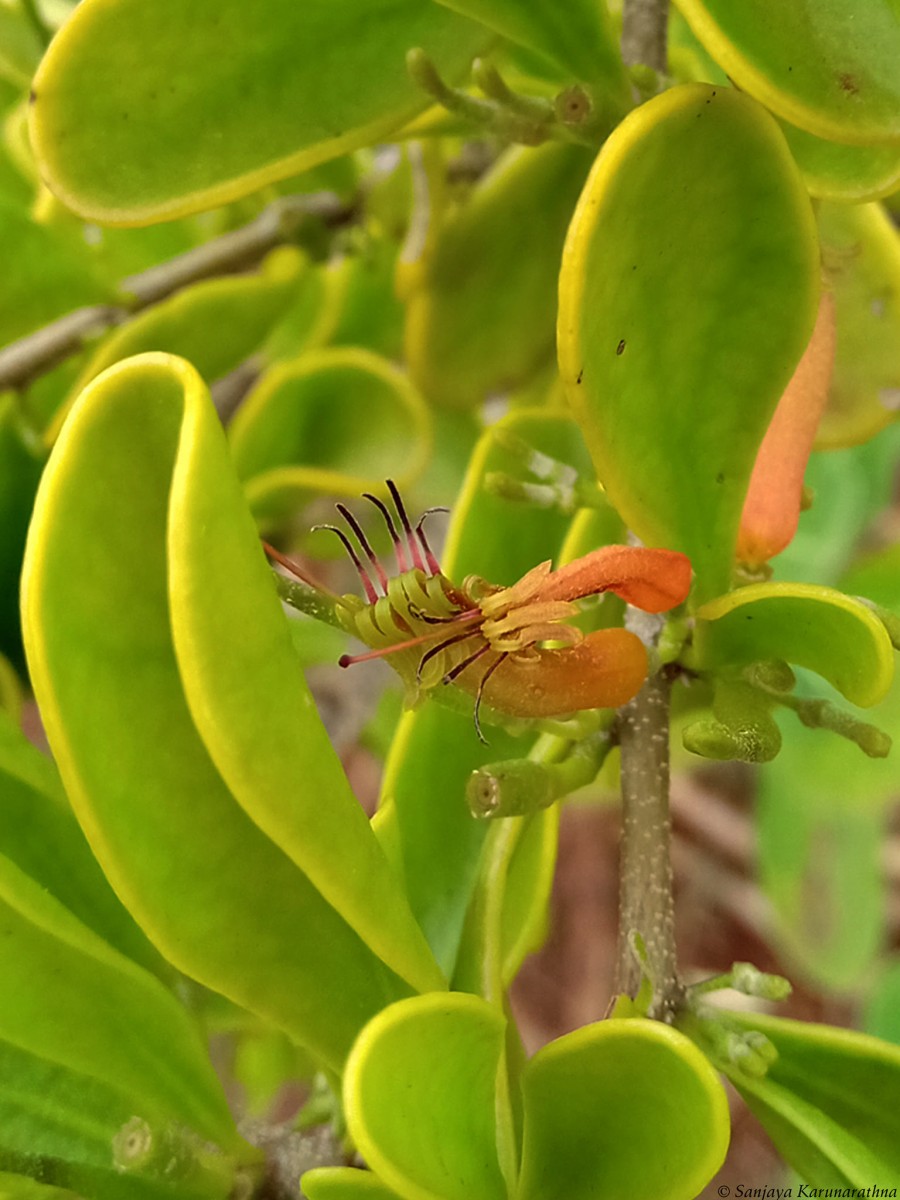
[716,471,725,484]
[838,72,859,95]
[616,340,626,356]
[28,89,37,105]
[576,368,584,384]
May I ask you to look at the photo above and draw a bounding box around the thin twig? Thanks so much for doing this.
[0,191,354,393]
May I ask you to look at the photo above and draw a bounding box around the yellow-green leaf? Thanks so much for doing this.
[559,83,819,602]
[517,1019,729,1200]
[30,0,487,224]
[694,582,895,707]
[675,0,900,144]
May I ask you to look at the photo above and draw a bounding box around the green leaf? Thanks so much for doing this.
[166,356,443,995]
[343,994,512,1200]
[0,851,239,1150]
[0,1174,82,1200]
[0,392,44,665]
[228,347,432,531]
[0,198,110,344]
[674,0,900,144]
[0,3,41,88]
[374,412,593,976]
[50,246,307,440]
[865,961,900,1045]
[693,582,895,707]
[517,1018,730,1200]
[780,121,900,203]
[669,2,900,204]
[816,201,900,449]
[452,805,559,1002]
[0,709,164,975]
[407,143,591,409]
[30,0,487,224]
[723,1014,900,1188]
[757,722,887,990]
[302,1169,404,1200]
[0,1039,244,1200]
[559,83,819,603]
[21,352,435,1071]
[431,0,627,95]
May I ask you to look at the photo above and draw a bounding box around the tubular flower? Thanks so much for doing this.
[269,484,693,738]
[738,291,836,569]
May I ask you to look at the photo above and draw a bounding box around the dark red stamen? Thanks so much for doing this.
[415,508,448,576]
[363,492,411,573]
[442,641,491,684]
[472,652,508,745]
[415,627,483,684]
[386,479,426,572]
[336,503,390,594]
[311,524,380,604]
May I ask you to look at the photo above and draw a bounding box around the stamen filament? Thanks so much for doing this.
[311,524,380,604]
[336,503,390,594]
[363,491,411,573]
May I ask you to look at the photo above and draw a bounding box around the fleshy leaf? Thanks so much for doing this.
[0,850,240,1150]
[343,994,512,1200]
[737,292,836,567]
[517,1018,729,1200]
[302,1169,405,1200]
[21,352,433,1070]
[758,732,887,990]
[30,0,487,223]
[674,0,900,144]
[722,1014,900,1188]
[0,391,45,664]
[0,709,163,975]
[46,246,306,442]
[866,962,900,1045]
[432,0,627,94]
[780,120,900,203]
[0,197,110,345]
[406,143,592,409]
[693,583,894,707]
[816,200,900,449]
[0,1174,82,1200]
[668,5,900,204]
[559,83,819,603]
[228,347,432,530]
[165,354,443,995]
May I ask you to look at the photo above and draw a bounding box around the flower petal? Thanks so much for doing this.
[738,291,836,566]
[538,545,693,612]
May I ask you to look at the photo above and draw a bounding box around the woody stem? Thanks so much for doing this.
[615,610,684,1020]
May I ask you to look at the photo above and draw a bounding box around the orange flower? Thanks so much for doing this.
[269,484,693,738]
[738,292,836,568]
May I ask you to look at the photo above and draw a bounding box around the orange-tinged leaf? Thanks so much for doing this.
[738,291,836,567]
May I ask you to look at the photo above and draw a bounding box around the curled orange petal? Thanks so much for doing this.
[538,545,693,612]
[458,628,649,717]
[738,291,836,568]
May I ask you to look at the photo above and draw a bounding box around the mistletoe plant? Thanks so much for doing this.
[1,0,900,1197]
